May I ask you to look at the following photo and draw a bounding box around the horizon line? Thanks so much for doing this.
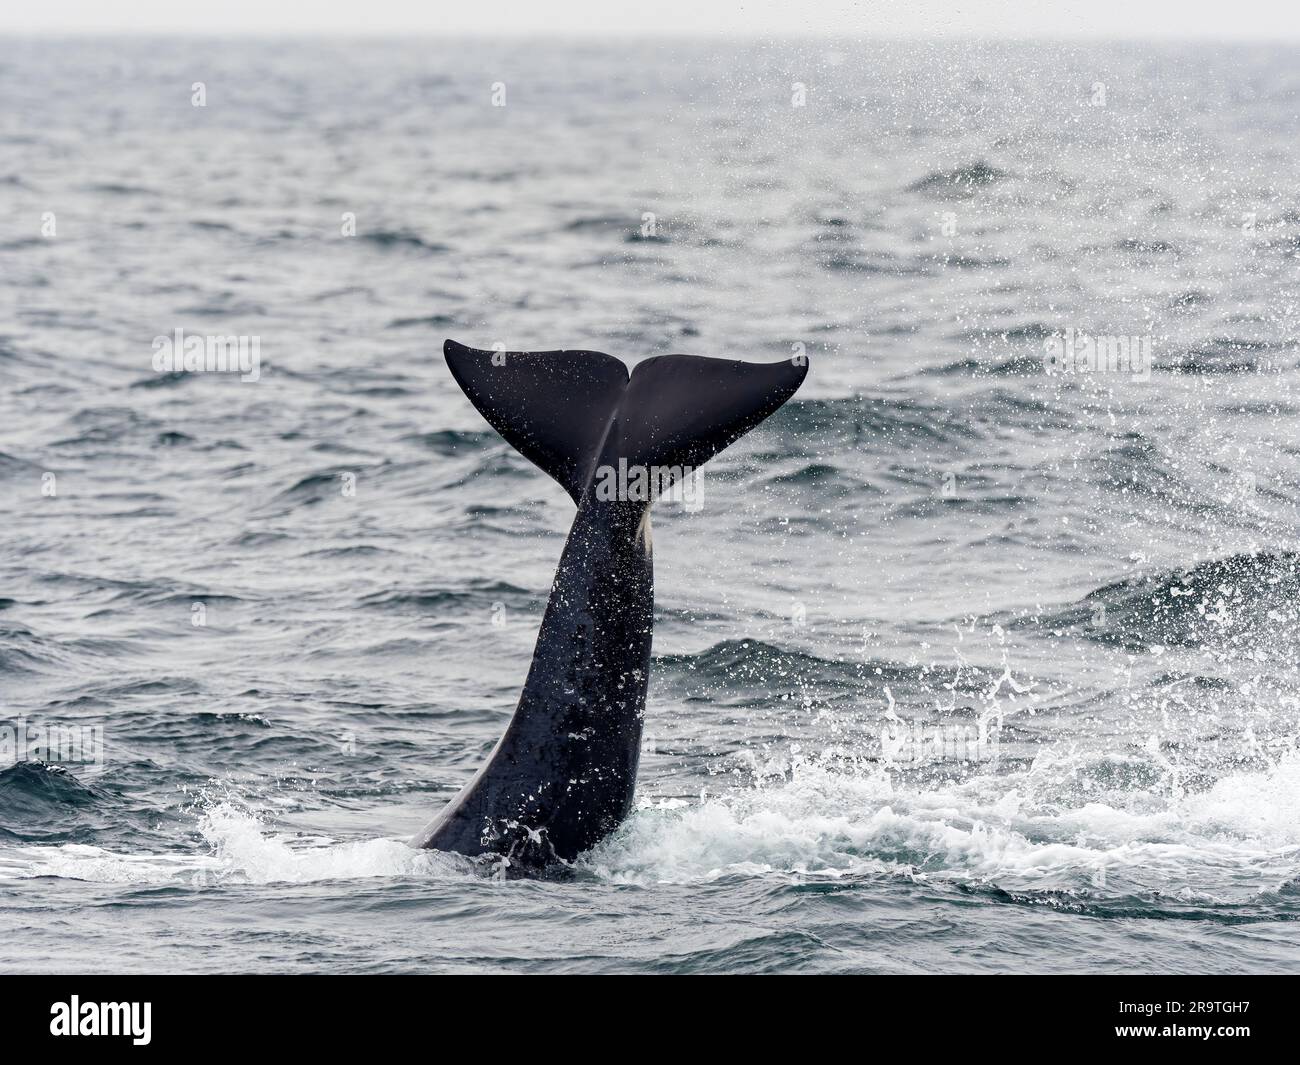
[2,28,1300,43]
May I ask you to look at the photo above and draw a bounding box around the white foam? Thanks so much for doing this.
[0,802,463,886]
[582,750,1300,891]
[0,844,218,885]
[194,801,464,883]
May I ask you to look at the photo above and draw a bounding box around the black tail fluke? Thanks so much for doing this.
[443,339,807,501]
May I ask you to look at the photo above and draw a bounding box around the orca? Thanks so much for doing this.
[412,339,807,871]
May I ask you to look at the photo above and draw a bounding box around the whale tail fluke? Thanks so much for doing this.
[443,339,807,501]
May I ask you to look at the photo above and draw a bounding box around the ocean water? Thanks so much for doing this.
[2,35,1300,974]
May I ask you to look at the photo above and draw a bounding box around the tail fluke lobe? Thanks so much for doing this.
[616,353,807,474]
[443,339,628,502]
[444,339,807,500]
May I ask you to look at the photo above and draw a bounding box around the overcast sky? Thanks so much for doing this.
[3,0,1298,38]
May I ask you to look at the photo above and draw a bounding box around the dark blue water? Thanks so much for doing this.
[2,36,1300,973]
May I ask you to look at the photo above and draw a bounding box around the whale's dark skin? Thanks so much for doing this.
[413,339,807,871]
